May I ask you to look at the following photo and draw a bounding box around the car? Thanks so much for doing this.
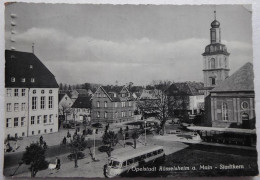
[67,152,85,160]
[63,120,80,128]
[91,122,103,128]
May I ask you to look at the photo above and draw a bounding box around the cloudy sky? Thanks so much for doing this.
[5,3,252,86]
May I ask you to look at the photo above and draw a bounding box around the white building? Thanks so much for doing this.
[5,50,59,138]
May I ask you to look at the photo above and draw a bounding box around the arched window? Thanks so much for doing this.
[222,103,228,121]
[105,112,108,118]
[210,58,216,69]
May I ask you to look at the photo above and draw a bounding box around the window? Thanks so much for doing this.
[14,89,18,96]
[33,90,36,94]
[241,101,249,110]
[115,112,118,118]
[115,102,118,108]
[44,129,47,133]
[6,118,11,128]
[104,101,107,108]
[129,110,132,117]
[48,96,53,109]
[105,112,107,118]
[37,115,41,124]
[41,96,45,109]
[21,103,26,111]
[49,90,52,94]
[211,31,216,42]
[38,130,41,134]
[122,93,125,97]
[31,78,35,83]
[32,97,37,110]
[14,117,18,127]
[211,78,216,85]
[21,78,25,82]
[221,103,228,121]
[44,115,47,123]
[7,103,12,112]
[7,89,11,97]
[21,117,25,126]
[22,132,25,136]
[11,77,15,82]
[129,101,132,107]
[50,128,53,132]
[29,65,33,69]
[97,101,100,108]
[121,111,125,117]
[49,114,53,123]
[14,103,19,111]
[210,58,216,69]
[41,90,45,94]
[121,102,126,107]
[32,131,34,135]
[31,116,35,125]
[22,89,26,96]
[97,112,100,118]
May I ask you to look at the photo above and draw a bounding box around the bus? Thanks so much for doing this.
[104,145,165,178]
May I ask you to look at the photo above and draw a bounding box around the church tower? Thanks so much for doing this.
[202,11,230,94]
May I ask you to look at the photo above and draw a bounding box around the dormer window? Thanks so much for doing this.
[11,77,15,82]
[29,65,33,69]
[31,78,35,83]
[11,55,15,59]
[21,78,25,82]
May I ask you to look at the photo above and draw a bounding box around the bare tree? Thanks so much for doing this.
[137,80,172,135]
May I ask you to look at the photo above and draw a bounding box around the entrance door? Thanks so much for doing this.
[242,113,250,129]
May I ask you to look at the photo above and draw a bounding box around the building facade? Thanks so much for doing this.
[5,50,59,138]
[209,63,255,129]
[71,96,92,123]
[91,86,135,123]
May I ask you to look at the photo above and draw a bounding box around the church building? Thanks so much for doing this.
[203,12,255,129]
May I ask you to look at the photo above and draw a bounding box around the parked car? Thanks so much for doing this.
[92,122,103,128]
[67,152,85,160]
[63,120,80,129]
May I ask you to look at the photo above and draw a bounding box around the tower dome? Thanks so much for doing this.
[211,20,220,28]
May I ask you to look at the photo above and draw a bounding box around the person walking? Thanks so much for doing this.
[56,157,61,170]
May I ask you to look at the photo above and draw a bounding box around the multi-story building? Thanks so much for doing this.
[5,50,59,138]
[91,85,135,123]
[71,96,92,123]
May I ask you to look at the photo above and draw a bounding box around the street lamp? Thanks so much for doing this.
[123,131,126,148]
[144,120,147,146]
[93,128,96,161]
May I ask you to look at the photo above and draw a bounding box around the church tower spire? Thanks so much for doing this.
[202,11,230,95]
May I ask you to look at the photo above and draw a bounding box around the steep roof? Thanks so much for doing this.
[71,96,92,109]
[96,85,133,102]
[59,93,66,102]
[167,82,204,96]
[5,50,59,88]
[212,62,254,92]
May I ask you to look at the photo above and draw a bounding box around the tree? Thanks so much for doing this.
[59,83,63,90]
[131,130,140,149]
[22,142,48,177]
[102,131,118,157]
[68,133,88,168]
[137,80,172,135]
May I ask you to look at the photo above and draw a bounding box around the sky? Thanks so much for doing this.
[5,3,252,86]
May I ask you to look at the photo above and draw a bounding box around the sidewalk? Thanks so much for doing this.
[15,139,149,178]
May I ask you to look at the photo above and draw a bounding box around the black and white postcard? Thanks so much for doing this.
[2,1,259,178]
